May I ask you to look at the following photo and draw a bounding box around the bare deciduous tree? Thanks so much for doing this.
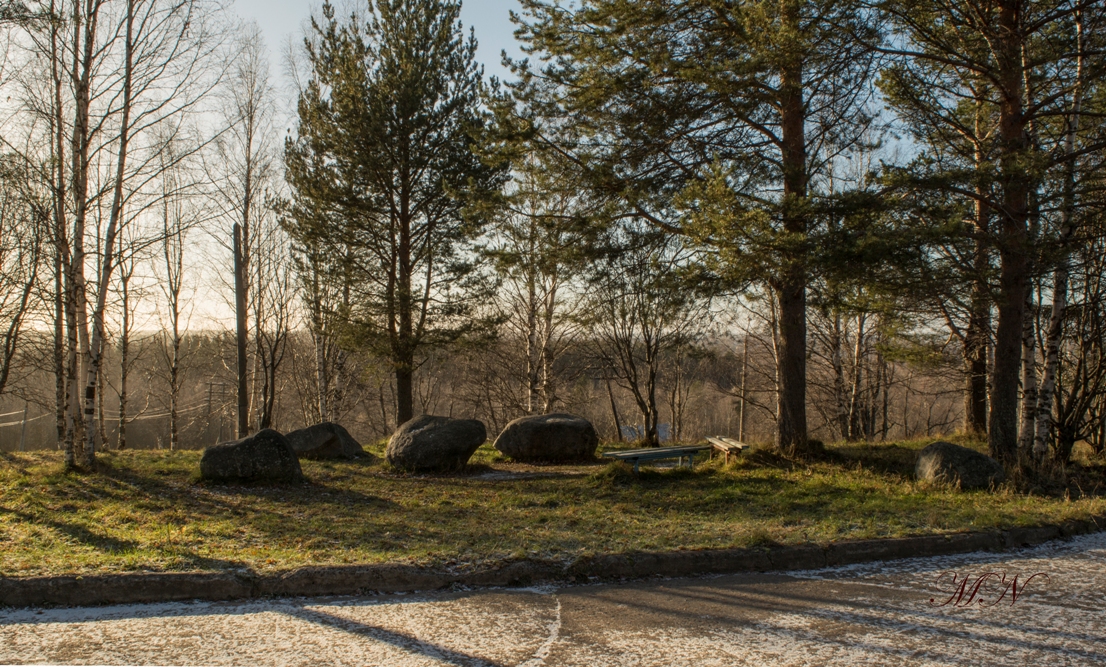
[582,229,710,446]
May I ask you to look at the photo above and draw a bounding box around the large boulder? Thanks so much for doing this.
[915,441,1005,490]
[200,429,304,483]
[494,413,599,462]
[285,422,366,460]
[386,415,486,472]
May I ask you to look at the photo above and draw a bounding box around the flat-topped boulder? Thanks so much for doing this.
[200,429,304,483]
[386,415,486,472]
[285,422,366,460]
[915,441,1005,490]
[494,413,599,462]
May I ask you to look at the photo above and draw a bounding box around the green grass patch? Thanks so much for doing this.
[1,438,1104,577]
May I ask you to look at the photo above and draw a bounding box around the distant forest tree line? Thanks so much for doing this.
[0,0,1105,476]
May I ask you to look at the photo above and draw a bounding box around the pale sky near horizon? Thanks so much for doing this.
[231,0,526,83]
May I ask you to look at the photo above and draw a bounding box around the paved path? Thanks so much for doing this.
[2,532,1104,666]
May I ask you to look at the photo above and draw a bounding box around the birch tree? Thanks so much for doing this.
[13,0,227,468]
[487,151,591,414]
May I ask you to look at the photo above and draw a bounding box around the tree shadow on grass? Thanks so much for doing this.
[0,451,36,474]
[4,507,249,572]
[825,444,918,479]
[194,480,398,509]
[95,459,398,510]
[85,462,405,552]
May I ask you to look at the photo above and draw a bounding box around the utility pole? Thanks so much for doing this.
[206,381,230,444]
[233,223,249,438]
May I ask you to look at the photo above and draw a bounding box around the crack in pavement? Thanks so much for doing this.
[518,596,561,667]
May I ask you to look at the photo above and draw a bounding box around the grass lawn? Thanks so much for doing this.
[1,438,1104,577]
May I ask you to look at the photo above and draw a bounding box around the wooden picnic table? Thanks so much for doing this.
[601,444,710,473]
[705,436,749,464]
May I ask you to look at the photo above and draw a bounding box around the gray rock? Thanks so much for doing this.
[915,441,1005,490]
[386,415,486,472]
[285,422,366,460]
[200,429,304,483]
[494,413,599,462]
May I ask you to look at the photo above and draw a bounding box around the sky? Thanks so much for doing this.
[231,0,526,83]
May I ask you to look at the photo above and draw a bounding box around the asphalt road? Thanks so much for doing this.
[2,531,1104,666]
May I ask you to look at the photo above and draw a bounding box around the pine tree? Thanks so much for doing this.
[284,0,505,426]
[513,0,880,454]
[876,0,1106,465]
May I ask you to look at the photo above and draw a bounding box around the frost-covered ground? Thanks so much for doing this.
[2,532,1104,666]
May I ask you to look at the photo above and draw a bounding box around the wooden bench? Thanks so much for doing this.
[705,436,749,464]
[602,444,711,474]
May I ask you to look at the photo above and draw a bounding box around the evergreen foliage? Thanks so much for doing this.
[283,0,506,424]
[510,0,883,453]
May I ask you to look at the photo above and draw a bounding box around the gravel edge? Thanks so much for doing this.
[2,516,1102,608]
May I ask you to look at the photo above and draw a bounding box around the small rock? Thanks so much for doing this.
[915,441,1005,490]
[200,429,304,483]
[285,422,367,460]
[494,413,598,462]
[386,415,486,472]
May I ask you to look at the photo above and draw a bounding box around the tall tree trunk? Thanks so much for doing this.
[606,377,623,441]
[964,196,991,435]
[169,326,180,451]
[97,366,106,449]
[49,0,68,452]
[847,313,867,441]
[54,248,66,448]
[65,0,99,468]
[395,174,414,425]
[831,312,847,438]
[668,346,684,442]
[645,361,660,445]
[117,270,130,450]
[85,92,132,462]
[234,223,249,437]
[65,257,83,466]
[988,0,1031,466]
[540,280,558,414]
[253,239,276,430]
[879,352,890,440]
[525,216,540,414]
[310,260,329,423]
[1035,14,1083,460]
[776,0,809,455]
[1018,292,1038,454]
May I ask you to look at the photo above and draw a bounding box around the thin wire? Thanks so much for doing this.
[0,413,52,429]
[98,399,210,417]
[99,402,208,421]
[1,400,212,428]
